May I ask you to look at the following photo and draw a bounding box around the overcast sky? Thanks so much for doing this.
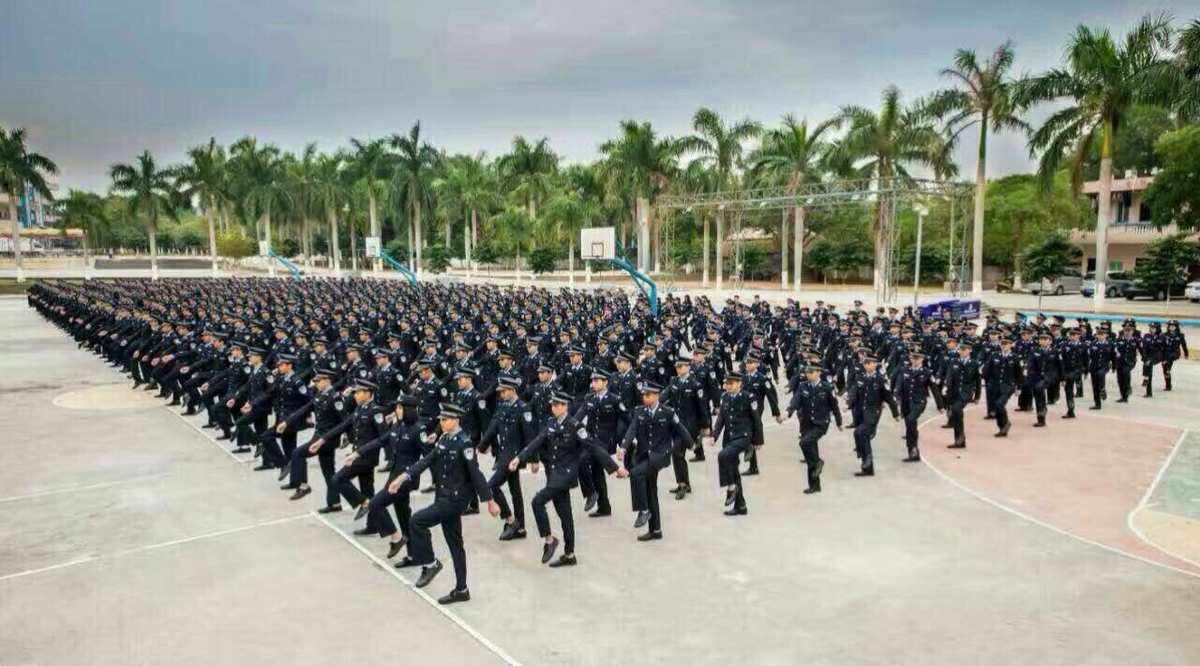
[1,0,1194,192]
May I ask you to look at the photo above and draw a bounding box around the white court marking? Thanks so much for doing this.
[0,473,169,504]
[166,406,254,464]
[0,513,311,583]
[311,511,523,666]
[916,413,1199,581]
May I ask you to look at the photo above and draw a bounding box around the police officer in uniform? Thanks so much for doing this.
[392,403,499,605]
[846,356,898,476]
[662,358,710,500]
[711,372,759,514]
[619,382,694,540]
[277,369,346,511]
[318,378,387,530]
[572,370,629,516]
[784,364,842,494]
[479,377,538,540]
[510,391,622,566]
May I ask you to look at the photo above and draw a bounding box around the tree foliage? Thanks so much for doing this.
[1133,234,1199,290]
[1145,125,1200,230]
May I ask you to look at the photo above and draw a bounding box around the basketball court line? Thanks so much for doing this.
[311,511,523,666]
[1125,430,1200,572]
[0,513,311,583]
[916,413,1200,580]
[166,406,254,464]
[0,473,169,504]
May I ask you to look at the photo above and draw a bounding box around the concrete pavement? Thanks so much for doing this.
[2,295,1198,665]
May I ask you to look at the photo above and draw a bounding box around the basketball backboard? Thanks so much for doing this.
[580,227,616,260]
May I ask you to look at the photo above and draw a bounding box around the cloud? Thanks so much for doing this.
[0,0,1185,191]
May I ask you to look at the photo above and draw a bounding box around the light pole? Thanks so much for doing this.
[912,204,928,307]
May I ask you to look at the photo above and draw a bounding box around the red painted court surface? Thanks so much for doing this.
[921,407,1196,575]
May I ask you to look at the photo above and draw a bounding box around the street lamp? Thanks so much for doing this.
[912,203,929,307]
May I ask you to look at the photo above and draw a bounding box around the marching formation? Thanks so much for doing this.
[28,278,1189,604]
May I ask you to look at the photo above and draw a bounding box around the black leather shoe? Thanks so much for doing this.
[940,423,953,428]
[414,560,443,588]
[673,486,690,501]
[587,508,611,518]
[393,556,421,569]
[724,490,736,507]
[1089,405,1102,410]
[252,464,275,472]
[742,467,760,476]
[353,527,378,537]
[216,434,233,441]
[548,554,577,568]
[637,531,663,541]
[230,445,250,453]
[438,588,470,605]
[902,454,920,463]
[854,467,875,477]
[541,537,559,564]
[201,423,218,429]
[1063,412,1076,419]
[947,442,966,449]
[633,511,650,529]
[803,487,820,494]
[288,486,311,501]
[724,507,748,516]
[277,467,290,482]
[317,504,342,514]
[498,523,521,541]
[354,504,370,521]
[386,539,406,559]
[583,494,598,513]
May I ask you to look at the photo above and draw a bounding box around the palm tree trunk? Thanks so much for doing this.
[327,207,341,276]
[303,217,313,267]
[715,209,724,291]
[445,215,451,252]
[147,212,159,280]
[206,205,218,276]
[1093,120,1114,311]
[794,206,806,292]
[349,218,358,272]
[971,114,988,296]
[463,212,470,271]
[413,201,423,276]
[780,207,788,289]
[264,211,276,277]
[702,215,709,287]
[568,238,575,285]
[368,189,380,273]
[470,208,478,274]
[7,197,22,282]
[874,205,887,299]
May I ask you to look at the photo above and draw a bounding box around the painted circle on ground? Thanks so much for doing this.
[53,384,164,411]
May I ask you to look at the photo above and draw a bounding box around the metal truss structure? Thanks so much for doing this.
[654,178,975,303]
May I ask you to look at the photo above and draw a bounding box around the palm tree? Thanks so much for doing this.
[927,42,1028,296]
[498,136,557,222]
[680,108,761,288]
[748,115,837,290]
[53,189,108,273]
[1174,19,1200,123]
[494,207,534,282]
[110,150,177,279]
[598,120,682,273]
[391,123,440,274]
[1017,14,1176,308]
[229,137,290,276]
[0,127,58,281]
[287,143,321,268]
[347,137,391,272]
[314,152,347,274]
[175,138,229,275]
[544,189,591,284]
[834,86,941,295]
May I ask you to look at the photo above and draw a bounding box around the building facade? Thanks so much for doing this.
[1069,174,1199,276]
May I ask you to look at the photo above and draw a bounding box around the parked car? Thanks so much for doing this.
[1027,267,1084,295]
[1186,280,1200,303]
[1123,279,1188,301]
[1081,270,1135,298]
